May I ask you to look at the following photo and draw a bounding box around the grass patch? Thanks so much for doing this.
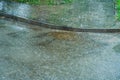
[116,0,120,20]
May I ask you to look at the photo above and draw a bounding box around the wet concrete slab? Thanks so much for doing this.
[1,18,120,80]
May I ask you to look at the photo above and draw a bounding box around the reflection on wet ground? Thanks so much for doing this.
[1,18,120,80]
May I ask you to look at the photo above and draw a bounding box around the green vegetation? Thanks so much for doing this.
[13,0,41,4]
[12,0,73,5]
[116,0,120,20]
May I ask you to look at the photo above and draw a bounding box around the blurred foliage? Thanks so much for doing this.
[12,0,73,5]
[116,0,120,20]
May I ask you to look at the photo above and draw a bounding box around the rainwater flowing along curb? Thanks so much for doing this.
[0,12,120,33]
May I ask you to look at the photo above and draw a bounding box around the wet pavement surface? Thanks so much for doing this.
[1,18,120,80]
[1,0,120,80]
